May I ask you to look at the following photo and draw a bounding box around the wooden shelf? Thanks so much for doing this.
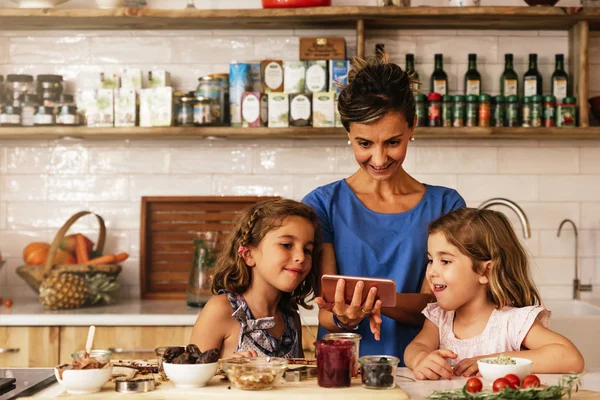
[0,6,585,31]
[1,126,599,141]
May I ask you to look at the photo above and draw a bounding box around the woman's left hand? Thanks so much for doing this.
[453,356,483,377]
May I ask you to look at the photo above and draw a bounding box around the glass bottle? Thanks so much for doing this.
[406,53,419,91]
[430,54,448,95]
[524,54,543,97]
[551,54,569,101]
[500,54,519,97]
[464,53,481,96]
[186,231,218,308]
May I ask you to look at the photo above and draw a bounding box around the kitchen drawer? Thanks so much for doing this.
[59,326,193,363]
[0,327,59,367]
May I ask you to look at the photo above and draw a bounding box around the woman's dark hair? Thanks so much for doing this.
[337,51,418,131]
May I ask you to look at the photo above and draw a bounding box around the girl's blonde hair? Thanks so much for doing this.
[428,208,541,309]
[211,199,321,311]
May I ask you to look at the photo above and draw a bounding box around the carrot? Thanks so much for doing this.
[114,252,129,263]
[75,234,90,264]
[87,254,116,265]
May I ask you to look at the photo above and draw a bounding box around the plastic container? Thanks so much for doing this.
[359,355,400,390]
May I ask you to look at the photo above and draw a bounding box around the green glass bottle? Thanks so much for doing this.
[406,53,420,92]
[430,54,448,95]
[500,53,519,97]
[551,54,569,101]
[464,53,481,96]
[523,53,543,97]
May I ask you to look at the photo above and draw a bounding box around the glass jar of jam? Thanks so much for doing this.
[322,332,361,377]
[316,340,354,388]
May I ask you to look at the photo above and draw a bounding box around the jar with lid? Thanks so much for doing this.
[20,94,38,126]
[194,95,212,126]
[177,93,195,126]
[453,95,465,127]
[441,95,453,127]
[37,74,63,106]
[543,95,556,127]
[208,73,230,125]
[478,94,491,127]
[465,95,478,127]
[414,94,427,127]
[196,76,222,125]
[0,104,22,126]
[531,95,543,128]
[316,340,354,388]
[322,333,361,378]
[34,104,55,126]
[6,74,34,105]
[557,96,577,127]
[492,95,505,127]
[427,92,441,127]
[521,96,532,127]
[56,94,78,126]
[506,95,520,127]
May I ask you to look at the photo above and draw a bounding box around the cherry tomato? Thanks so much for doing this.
[465,377,483,393]
[504,373,520,388]
[522,374,541,389]
[3,299,13,308]
[493,377,511,392]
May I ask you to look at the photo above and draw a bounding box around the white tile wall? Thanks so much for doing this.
[0,0,599,302]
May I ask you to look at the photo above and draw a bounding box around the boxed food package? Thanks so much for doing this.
[260,93,269,126]
[329,60,350,94]
[100,73,120,89]
[284,61,306,94]
[268,93,289,128]
[335,96,343,128]
[77,89,98,127]
[312,92,335,128]
[305,61,328,93]
[242,92,262,128]
[96,89,114,127]
[300,37,346,61]
[250,63,262,93]
[229,62,253,127]
[289,93,312,127]
[115,88,137,127]
[122,68,143,90]
[148,70,171,88]
[261,60,284,93]
[140,87,173,127]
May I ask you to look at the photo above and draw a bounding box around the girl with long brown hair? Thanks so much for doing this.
[404,208,584,380]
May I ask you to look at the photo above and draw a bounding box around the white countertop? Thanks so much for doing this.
[0,299,320,326]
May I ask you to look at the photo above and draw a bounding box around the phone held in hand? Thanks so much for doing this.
[320,274,397,307]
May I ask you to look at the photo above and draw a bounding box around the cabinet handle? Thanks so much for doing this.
[0,348,20,354]
[108,347,156,354]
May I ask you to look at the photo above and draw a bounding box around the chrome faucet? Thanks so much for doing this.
[557,219,593,300]
[478,198,532,239]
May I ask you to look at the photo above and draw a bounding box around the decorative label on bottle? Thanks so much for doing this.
[553,79,567,101]
[503,79,517,96]
[524,77,537,97]
[433,80,447,95]
[466,80,480,96]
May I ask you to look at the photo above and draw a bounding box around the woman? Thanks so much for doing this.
[302,53,465,359]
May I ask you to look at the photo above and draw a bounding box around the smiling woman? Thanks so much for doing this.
[302,52,466,362]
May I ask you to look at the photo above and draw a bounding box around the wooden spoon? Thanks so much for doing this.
[85,325,96,357]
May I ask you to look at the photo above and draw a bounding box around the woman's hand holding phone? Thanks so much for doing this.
[314,278,383,340]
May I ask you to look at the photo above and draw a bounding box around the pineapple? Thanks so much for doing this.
[39,273,88,310]
[86,273,120,306]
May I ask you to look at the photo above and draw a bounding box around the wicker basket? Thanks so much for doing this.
[17,211,122,294]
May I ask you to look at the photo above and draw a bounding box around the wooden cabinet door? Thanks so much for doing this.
[0,327,59,367]
[59,326,193,364]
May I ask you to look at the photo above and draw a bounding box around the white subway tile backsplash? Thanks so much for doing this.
[171,148,252,174]
[48,203,92,232]
[254,36,300,62]
[90,37,172,64]
[294,174,348,200]
[47,176,129,202]
[89,148,169,175]
[417,36,499,64]
[212,174,294,198]
[1,175,48,202]
[498,36,569,65]
[89,203,140,231]
[415,147,497,174]
[254,148,336,174]
[5,147,52,174]
[540,229,577,258]
[9,36,89,65]
[581,203,600,230]
[171,36,253,64]
[0,230,51,259]
[581,148,600,174]
[6,203,49,231]
[129,231,140,258]
[130,175,212,199]
[458,174,538,202]
[0,37,8,63]
[498,147,579,174]
[531,258,574,285]
[413,174,459,190]
[0,202,5,231]
[540,176,600,202]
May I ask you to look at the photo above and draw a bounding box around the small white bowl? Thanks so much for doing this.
[94,0,126,8]
[10,0,69,7]
[163,362,218,388]
[477,357,533,381]
[54,364,113,395]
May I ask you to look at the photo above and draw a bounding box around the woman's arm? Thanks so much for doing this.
[381,279,435,326]
[317,244,348,333]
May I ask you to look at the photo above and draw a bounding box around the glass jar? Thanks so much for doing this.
[478,94,491,127]
[37,74,63,106]
[177,93,195,126]
[492,95,505,127]
[453,95,465,127]
[0,104,22,126]
[543,95,556,127]
[414,94,427,127]
[56,94,78,125]
[522,96,532,127]
[506,95,520,127]
[34,105,55,126]
[427,92,441,127]
[557,96,577,127]
[359,356,400,390]
[196,75,223,125]
[194,96,213,126]
[322,333,361,378]
[6,74,34,105]
[531,94,543,128]
[441,95,453,127]
[186,232,217,308]
[154,347,169,381]
[316,340,354,388]
[209,73,230,125]
[465,95,478,127]
[20,94,38,126]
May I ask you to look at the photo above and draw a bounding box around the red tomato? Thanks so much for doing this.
[522,374,541,389]
[3,299,13,308]
[504,374,520,388]
[465,377,483,393]
[493,377,511,392]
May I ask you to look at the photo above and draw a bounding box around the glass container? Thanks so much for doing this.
[359,355,400,390]
[186,231,217,308]
[315,340,354,388]
[322,333,361,377]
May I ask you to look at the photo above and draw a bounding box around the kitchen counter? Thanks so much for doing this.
[0,299,320,326]
[26,367,600,399]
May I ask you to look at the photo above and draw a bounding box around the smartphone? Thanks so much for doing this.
[321,274,397,307]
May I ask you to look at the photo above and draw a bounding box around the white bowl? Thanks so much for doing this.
[163,362,218,388]
[54,364,113,395]
[94,0,126,8]
[10,0,69,7]
[477,357,533,381]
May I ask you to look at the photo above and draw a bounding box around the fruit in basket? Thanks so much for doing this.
[23,242,51,265]
[86,273,120,305]
[39,273,89,310]
[54,250,77,265]
[60,234,94,256]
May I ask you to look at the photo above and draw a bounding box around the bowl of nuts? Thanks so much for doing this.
[221,357,288,391]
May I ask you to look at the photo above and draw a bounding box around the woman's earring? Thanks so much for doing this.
[347,140,351,145]
[410,137,415,141]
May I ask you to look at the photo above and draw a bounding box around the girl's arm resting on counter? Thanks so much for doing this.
[404,319,441,369]
[189,294,230,354]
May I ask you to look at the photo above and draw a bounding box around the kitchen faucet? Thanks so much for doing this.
[478,198,531,239]
[557,219,593,300]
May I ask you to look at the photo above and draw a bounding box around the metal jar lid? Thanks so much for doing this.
[7,74,34,83]
[115,378,156,393]
[322,332,362,341]
[37,74,63,83]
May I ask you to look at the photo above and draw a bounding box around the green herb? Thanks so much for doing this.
[426,373,582,400]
